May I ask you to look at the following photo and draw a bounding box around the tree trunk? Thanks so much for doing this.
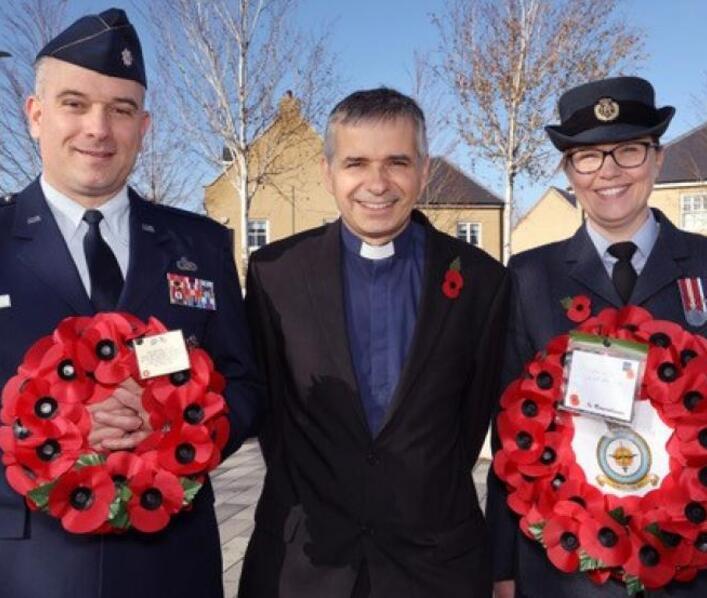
[503,169,514,264]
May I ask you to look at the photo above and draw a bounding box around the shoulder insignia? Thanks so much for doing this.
[1,194,15,206]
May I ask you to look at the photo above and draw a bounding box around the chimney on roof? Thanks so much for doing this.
[279,90,301,119]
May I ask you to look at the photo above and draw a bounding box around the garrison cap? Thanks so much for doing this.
[36,8,146,88]
[545,76,674,151]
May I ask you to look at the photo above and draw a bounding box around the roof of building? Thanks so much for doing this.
[553,186,577,207]
[656,122,707,184]
[418,157,503,206]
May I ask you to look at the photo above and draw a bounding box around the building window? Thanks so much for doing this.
[247,219,269,253]
[681,194,707,232]
[456,222,481,246]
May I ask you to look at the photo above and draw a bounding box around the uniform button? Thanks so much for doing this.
[366,451,379,465]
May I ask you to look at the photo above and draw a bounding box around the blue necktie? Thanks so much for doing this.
[82,210,123,311]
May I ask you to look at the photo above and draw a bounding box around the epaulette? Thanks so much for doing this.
[1,194,15,206]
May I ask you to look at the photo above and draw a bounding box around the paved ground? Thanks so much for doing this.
[213,439,491,597]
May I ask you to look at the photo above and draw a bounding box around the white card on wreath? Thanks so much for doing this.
[134,330,191,379]
[563,349,640,422]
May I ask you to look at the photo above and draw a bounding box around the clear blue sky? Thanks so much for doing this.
[54,1,707,214]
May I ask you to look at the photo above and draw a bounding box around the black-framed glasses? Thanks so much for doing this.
[567,142,659,174]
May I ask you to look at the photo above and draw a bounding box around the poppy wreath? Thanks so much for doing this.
[0,313,230,534]
[493,303,707,595]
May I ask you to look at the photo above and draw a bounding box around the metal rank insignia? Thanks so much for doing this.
[121,48,133,67]
[678,277,707,327]
[167,273,216,311]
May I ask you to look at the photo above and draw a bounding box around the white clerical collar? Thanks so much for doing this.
[359,240,395,260]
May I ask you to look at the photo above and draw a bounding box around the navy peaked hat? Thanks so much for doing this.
[545,76,673,151]
[36,8,146,88]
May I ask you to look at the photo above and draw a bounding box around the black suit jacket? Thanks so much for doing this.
[487,209,707,597]
[0,179,263,598]
[239,212,509,598]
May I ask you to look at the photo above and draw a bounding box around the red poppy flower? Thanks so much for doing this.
[142,350,216,414]
[18,336,102,404]
[660,357,707,423]
[522,358,564,400]
[156,424,217,476]
[543,515,582,572]
[1,378,90,438]
[586,569,612,585]
[497,414,546,465]
[623,526,680,589]
[672,411,707,465]
[636,318,695,357]
[565,295,592,323]
[580,306,652,338]
[442,268,463,299]
[1,417,84,486]
[579,510,632,567]
[48,466,114,533]
[517,430,573,479]
[680,466,707,502]
[644,346,683,407]
[0,434,40,495]
[207,414,230,454]
[105,451,153,484]
[74,314,139,387]
[127,469,184,532]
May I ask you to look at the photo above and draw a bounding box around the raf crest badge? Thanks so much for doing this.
[594,97,620,122]
[595,425,659,491]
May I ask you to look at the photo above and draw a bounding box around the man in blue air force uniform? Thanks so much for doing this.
[0,8,262,598]
[238,88,509,598]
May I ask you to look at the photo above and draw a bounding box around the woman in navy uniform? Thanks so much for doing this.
[487,76,707,598]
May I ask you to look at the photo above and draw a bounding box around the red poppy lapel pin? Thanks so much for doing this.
[442,257,464,299]
[561,295,591,323]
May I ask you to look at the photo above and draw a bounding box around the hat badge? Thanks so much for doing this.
[121,48,133,67]
[594,97,620,122]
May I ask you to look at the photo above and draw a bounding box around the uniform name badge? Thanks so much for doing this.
[167,273,216,311]
[134,330,191,379]
[560,332,649,423]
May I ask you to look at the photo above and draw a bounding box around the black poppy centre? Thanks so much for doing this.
[96,340,116,361]
[70,486,94,510]
[140,488,164,510]
[57,359,77,380]
[176,443,196,464]
[34,397,58,419]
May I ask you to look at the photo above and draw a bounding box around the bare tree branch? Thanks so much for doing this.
[0,0,68,194]
[137,0,339,268]
[433,0,645,262]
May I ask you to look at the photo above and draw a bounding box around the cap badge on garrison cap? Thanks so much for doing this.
[594,97,620,122]
[121,48,133,67]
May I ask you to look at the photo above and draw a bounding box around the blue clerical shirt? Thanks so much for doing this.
[341,220,426,436]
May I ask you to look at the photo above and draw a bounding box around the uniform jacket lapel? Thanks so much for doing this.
[117,190,172,312]
[12,179,93,314]
[565,223,622,307]
[631,210,689,306]
[379,213,456,433]
[304,221,367,430]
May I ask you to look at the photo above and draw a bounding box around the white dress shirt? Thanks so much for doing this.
[41,177,131,295]
[586,209,659,277]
